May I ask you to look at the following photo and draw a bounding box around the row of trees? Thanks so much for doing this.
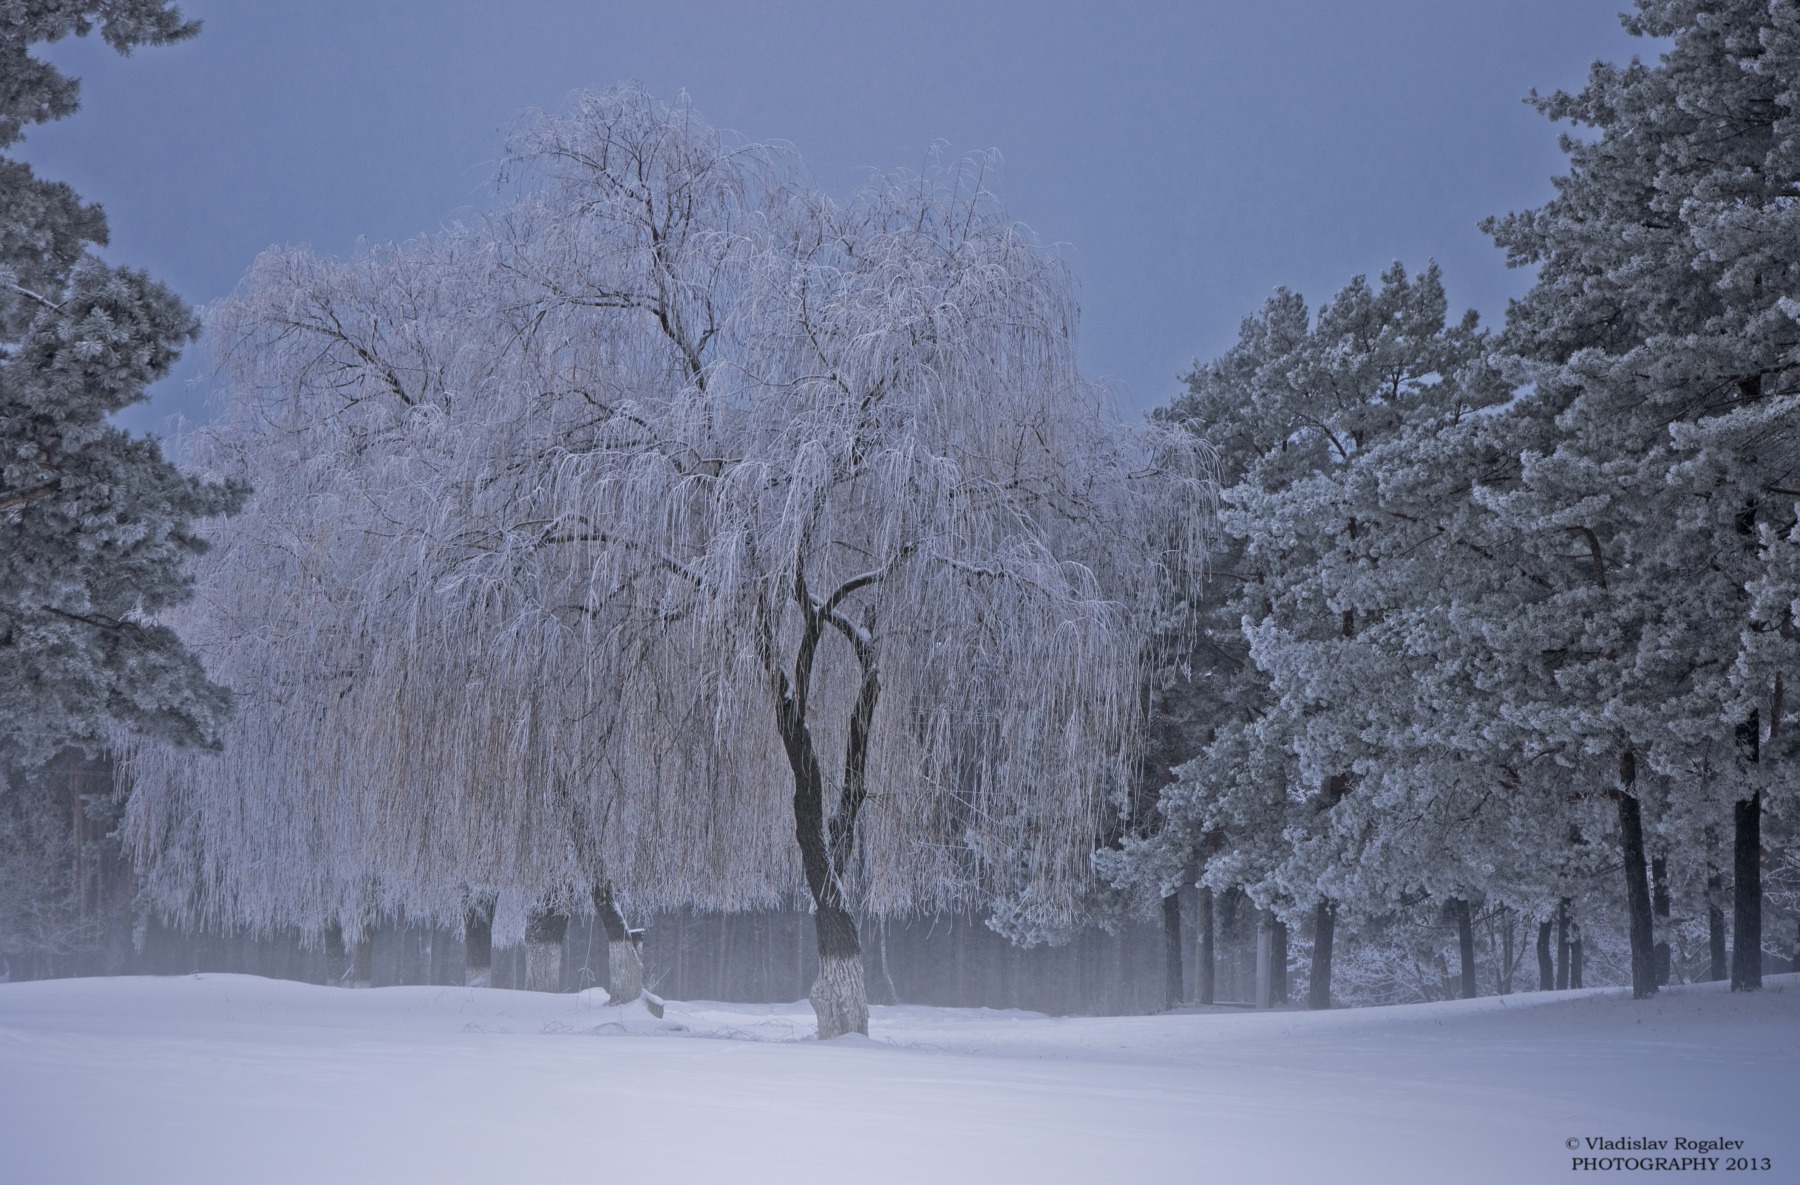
[6,1,1796,1027]
[1107,0,1799,1007]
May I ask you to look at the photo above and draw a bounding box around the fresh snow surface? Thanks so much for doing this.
[2,973,1795,1184]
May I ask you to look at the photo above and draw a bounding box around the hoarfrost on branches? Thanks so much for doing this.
[125,87,1212,1036]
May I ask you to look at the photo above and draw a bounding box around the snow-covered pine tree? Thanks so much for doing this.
[1,3,242,771]
[1481,0,1800,994]
[1,6,242,975]
[1112,265,1516,1010]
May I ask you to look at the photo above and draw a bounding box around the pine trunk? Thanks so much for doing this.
[1707,864,1728,982]
[1651,854,1671,986]
[463,894,494,988]
[1536,919,1553,991]
[1615,773,1658,999]
[1732,790,1762,992]
[1555,900,1570,990]
[524,906,567,993]
[1450,897,1477,999]
[1254,911,1273,1009]
[1499,908,1514,995]
[1569,924,1584,989]
[1162,893,1183,1010]
[1307,898,1335,1010]
[1195,886,1215,1005]
[1270,916,1288,1004]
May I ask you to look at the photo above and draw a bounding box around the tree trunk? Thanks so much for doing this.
[1450,897,1477,999]
[463,894,495,988]
[524,905,567,993]
[1195,886,1215,1006]
[1254,910,1273,1009]
[1307,898,1335,1010]
[1569,922,1584,989]
[876,915,901,1006]
[1732,790,1762,992]
[767,608,880,1038]
[1614,768,1658,999]
[1707,862,1728,983]
[1555,899,1571,990]
[1161,892,1183,1010]
[591,882,644,1004]
[1270,915,1288,1004]
[1651,853,1671,986]
[1498,907,1514,995]
[809,903,867,1038]
[1536,919,1553,991]
[324,922,347,987]
[351,929,373,989]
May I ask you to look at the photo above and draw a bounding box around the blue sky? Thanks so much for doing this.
[19,1,1650,430]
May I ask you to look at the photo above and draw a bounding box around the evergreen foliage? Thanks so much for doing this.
[1116,0,1800,1004]
[1,2,242,770]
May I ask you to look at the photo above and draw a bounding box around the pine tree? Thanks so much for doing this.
[1481,0,1800,994]
[1,3,242,772]
[1114,265,1514,1010]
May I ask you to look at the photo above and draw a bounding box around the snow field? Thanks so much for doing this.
[1,972,1795,1184]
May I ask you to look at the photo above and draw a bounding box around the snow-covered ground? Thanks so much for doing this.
[2,973,1795,1184]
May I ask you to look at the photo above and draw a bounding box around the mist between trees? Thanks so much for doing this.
[6,3,1800,1032]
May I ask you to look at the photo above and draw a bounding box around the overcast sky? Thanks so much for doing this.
[20,2,1651,432]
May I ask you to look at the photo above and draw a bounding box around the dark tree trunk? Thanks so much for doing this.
[1449,897,1477,999]
[1732,790,1762,992]
[463,893,495,988]
[1651,854,1671,986]
[1569,923,1584,989]
[1732,709,1764,993]
[1499,907,1514,995]
[1254,910,1274,1008]
[1707,862,1728,982]
[591,882,644,1004]
[524,904,568,992]
[1555,900,1571,990]
[1271,916,1288,1004]
[1161,893,1183,1010]
[1307,898,1335,1010]
[1615,763,1658,999]
[763,596,879,1038]
[1536,919,1553,991]
[1195,886,1215,1005]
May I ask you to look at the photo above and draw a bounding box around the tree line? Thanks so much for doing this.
[4,2,1797,1029]
[1105,0,1800,1007]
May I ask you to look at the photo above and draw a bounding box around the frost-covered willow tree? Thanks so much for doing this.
[126,88,1209,1037]
[1477,0,1800,994]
